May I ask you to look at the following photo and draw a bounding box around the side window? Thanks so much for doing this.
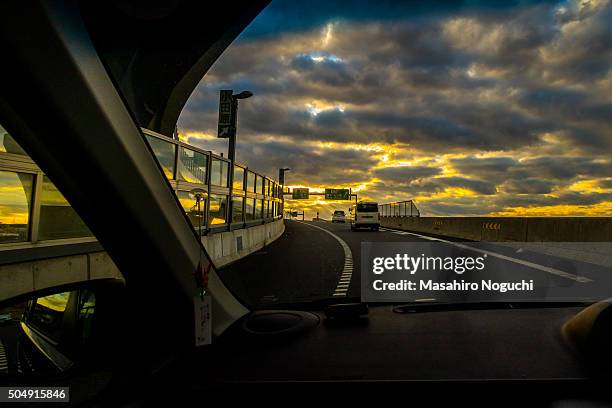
[27,292,72,341]
[39,176,92,240]
[0,170,34,243]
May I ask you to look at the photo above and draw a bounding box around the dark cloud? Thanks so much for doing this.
[313,108,350,127]
[179,0,612,216]
[450,156,517,176]
[503,178,555,194]
[546,1,612,82]
[412,176,497,195]
[423,201,498,216]
[239,0,558,40]
[451,156,612,184]
[182,2,612,151]
[515,88,612,148]
[369,174,496,196]
[496,191,612,208]
[290,54,357,87]
[517,157,612,180]
[231,139,379,186]
[439,177,497,195]
[374,165,442,182]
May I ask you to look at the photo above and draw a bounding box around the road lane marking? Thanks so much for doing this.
[293,220,354,297]
[379,227,592,283]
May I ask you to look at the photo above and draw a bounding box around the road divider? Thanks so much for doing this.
[381,216,612,242]
[202,219,285,268]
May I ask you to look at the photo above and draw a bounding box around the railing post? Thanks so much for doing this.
[227,160,234,231]
[29,171,44,243]
[204,152,212,235]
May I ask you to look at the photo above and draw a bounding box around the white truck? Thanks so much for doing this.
[349,201,380,231]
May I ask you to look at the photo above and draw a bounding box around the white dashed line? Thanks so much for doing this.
[379,227,592,283]
[293,220,354,297]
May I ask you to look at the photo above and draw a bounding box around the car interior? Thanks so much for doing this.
[0,1,611,406]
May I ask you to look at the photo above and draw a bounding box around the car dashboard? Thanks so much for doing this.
[146,304,610,406]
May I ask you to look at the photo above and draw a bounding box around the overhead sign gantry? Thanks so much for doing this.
[324,188,350,200]
[285,187,357,204]
[292,188,310,199]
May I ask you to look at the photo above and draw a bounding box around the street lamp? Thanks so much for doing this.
[279,167,290,188]
[279,167,290,216]
[220,89,252,230]
[233,91,253,100]
[228,90,253,163]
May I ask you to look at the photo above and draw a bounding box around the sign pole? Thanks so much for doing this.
[228,97,238,163]
[279,169,286,216]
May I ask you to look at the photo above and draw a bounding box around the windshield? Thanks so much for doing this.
[180,0,609,308]
[357,204,378,213]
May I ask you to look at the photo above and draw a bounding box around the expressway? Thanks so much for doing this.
[218,219,612,308]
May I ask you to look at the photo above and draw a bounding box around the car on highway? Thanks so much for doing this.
[331,210,346,223]
[349,201,380,231]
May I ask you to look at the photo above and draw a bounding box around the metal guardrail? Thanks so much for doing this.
[0,127,283,260]
[379,200,420,217]
[142,129,283,233]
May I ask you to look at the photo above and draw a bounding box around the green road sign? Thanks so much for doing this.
[325,188,350,200]
[218,90,235,138]
[292,188,309,199]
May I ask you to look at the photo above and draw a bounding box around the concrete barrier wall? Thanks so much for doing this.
[381,217,612,242]
[0,252,123,301]
[201,218,285,267]
[0,219,285,301]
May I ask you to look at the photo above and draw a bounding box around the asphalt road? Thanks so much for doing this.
[218,219,412,307]
[218,219,612,309]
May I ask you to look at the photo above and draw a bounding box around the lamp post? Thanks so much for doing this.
[279,167,290,188]
[222,90,252,229]
[228,90,253,163]
[279,167,290,216]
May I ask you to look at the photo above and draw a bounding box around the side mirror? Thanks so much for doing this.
[0,279,126,391]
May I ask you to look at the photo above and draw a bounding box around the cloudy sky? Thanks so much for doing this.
[178,0,612,217]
